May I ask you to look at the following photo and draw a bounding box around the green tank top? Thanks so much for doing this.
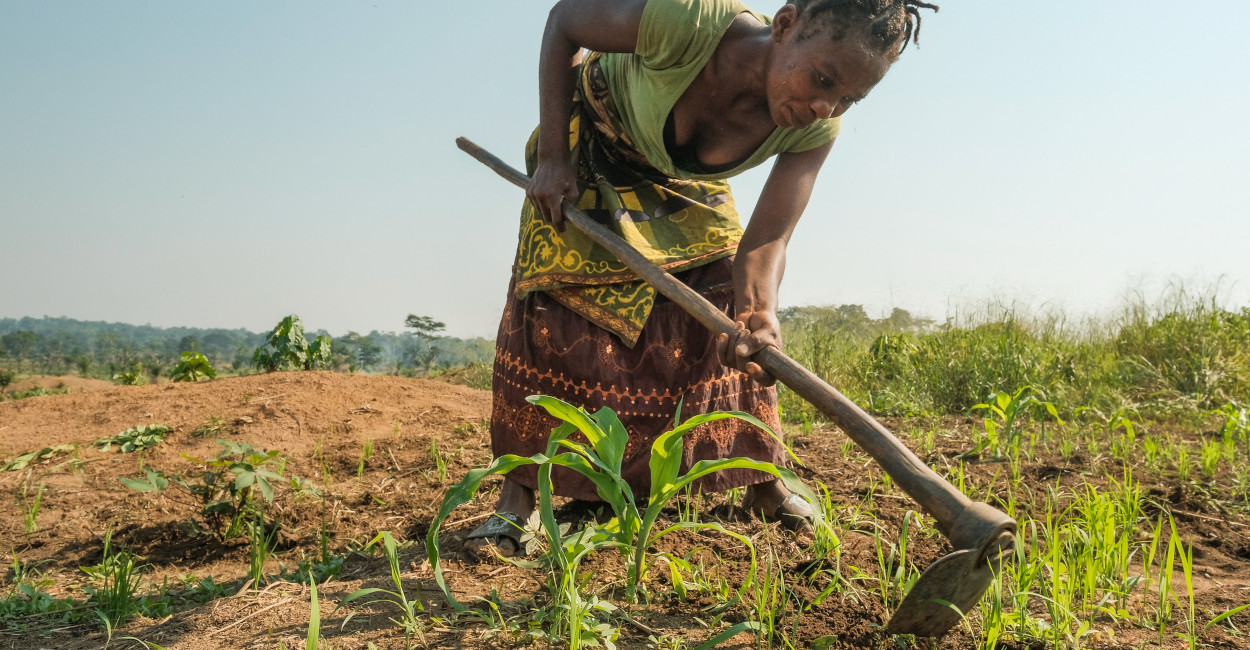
[599,0,841,181]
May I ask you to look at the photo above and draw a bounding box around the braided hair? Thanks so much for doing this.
[790,0,939,58]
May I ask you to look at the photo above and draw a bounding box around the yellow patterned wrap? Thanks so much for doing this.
[514,54,743,346]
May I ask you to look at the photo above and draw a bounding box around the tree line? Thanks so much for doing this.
[0,315,492,382]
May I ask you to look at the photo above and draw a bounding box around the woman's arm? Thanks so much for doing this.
[719,140,834,384]
[527,0,648,230]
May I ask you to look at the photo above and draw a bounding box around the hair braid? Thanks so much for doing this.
[791,0,939,57]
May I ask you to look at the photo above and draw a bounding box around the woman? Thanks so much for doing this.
[468,0,936,556]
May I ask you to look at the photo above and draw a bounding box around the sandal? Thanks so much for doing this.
[464,512,527,558]
[753,493,815,533]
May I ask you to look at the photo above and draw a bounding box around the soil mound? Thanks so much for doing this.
[3,374,117,396]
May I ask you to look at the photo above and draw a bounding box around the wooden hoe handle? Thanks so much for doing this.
[456,137,973,536]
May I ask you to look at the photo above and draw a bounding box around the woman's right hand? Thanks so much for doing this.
[526,158,579,232]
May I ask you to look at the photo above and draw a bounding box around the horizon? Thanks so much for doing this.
[4,275,1245,341]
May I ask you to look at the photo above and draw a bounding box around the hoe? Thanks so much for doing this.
[457,137,1016,637]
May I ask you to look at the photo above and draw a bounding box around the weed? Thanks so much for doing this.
[113,370,143,385]
[6,387,68,400]
[120,439,288,540]
[97,424,172,453]
[0,585,90,629]
[0,445,75,472]
[191,416,227,438]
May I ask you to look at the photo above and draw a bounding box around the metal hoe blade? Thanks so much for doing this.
[886,502,1017,636]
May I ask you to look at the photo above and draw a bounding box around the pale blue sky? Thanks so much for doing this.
[3,1,1248,338]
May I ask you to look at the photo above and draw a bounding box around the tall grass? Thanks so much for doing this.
[781,290,1250,420]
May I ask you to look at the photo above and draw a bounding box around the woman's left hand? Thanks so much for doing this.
[716,309,781,386]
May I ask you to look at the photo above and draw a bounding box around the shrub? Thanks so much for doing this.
[252,315,332,372]
[170,352,216,382]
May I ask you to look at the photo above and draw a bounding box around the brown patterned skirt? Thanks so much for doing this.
[490,257,786,502]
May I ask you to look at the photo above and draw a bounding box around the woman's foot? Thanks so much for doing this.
[743,479,814,533]
[464,478,535,558]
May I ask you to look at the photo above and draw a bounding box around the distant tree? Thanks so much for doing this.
[405,314,445,372]
[404,314,445,338]
[885,308,934,332]
[0,368,13,391]
[201,331,234,365]
[339,331,382,372]
[143,356,168,382]
[179,335,201,353]
[94,333,122,375]
[2,331,39,372]
[232,346,254,373]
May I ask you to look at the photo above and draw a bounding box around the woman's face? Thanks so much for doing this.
[766,7,893,129]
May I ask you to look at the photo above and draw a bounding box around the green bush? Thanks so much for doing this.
[252,315,332,372]
[779,298,1250,421]
[170,352,216,382]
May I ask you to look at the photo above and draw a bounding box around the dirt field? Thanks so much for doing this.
[1,372,1248,649]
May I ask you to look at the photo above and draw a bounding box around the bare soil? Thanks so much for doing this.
[0,372,1247,649]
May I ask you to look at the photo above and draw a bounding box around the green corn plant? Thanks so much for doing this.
[1156,516,1179,638]
[1107,407,1139,458]
[246,511,279,588]
[429,438,448,483]
[80,528,142,627]
[966,386,1061,460]
[1140,514,1165,600]
[18,482,44,536]
[358,438,373,478]
[1175,531,1197,650]
[1175,445,1192,482]
[1236,464,1250,504]
[1211,402,1249,446]
[751,533,789,646]
[1200,439,1222,477]
[306,570,321,650]
[868,512,922,613]
[427,395,817,610]
[1143,436,1162,470]
[339,532,425,649]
